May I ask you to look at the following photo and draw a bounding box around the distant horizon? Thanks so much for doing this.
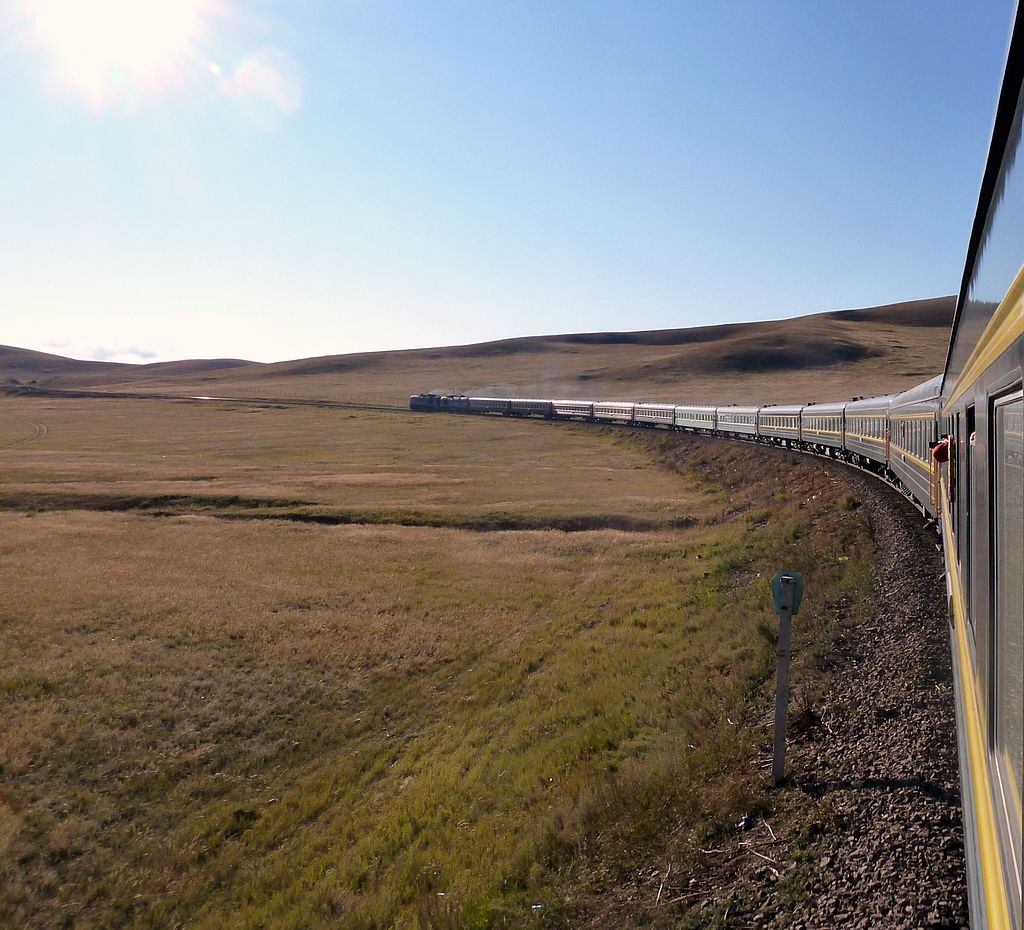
[14,292,955,367]
[3,2,1013,364]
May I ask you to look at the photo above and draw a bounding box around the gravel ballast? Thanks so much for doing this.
[689,457,970,929]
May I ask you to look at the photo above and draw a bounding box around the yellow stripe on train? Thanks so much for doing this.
[941,496,1014,930]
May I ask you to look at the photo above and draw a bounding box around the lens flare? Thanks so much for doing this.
[25,0,207,106]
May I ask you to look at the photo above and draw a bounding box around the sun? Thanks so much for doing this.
[25,0,207,104]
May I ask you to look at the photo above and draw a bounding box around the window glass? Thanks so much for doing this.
[993,390,1023,903]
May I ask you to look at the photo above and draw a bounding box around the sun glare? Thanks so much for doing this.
[26,0,206,104]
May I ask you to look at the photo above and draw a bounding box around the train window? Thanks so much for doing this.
[992,389,1023,902]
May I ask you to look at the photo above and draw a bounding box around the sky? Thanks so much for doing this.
[0,1,1018,364]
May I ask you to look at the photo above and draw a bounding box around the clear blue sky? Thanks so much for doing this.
[1,1,1016,363]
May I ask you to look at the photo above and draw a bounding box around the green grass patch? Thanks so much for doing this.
[0,400,877,929]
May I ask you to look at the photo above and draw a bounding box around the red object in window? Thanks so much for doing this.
[932,437,950,463]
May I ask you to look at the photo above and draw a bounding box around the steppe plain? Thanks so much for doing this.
[0,298,953,929]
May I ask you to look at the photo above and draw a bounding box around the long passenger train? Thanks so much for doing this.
[410,7,1024,926]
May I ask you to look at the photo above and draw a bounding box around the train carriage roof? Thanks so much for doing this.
[891,375,943,411]
[944,5,1024,398]
[801,401,847,416]
[846,394,895,414]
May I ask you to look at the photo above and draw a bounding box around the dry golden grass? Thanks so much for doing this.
[0,395,877,929]
[0,397,708,528]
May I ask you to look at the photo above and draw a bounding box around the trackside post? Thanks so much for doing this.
[770,570,804,786]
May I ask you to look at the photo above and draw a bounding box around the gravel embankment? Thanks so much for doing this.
[713,464,969,929]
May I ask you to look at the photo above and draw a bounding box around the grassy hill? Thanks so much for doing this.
[0,345,131,384]
[0,347,254,387]
[2,296,953,406]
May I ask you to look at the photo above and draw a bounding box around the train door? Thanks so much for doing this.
[954,412,963,567]
[991,388,1023,924]
[966,404,976,619]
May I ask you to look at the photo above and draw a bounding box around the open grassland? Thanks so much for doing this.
[0,397,709,529]
[0,396,877,929]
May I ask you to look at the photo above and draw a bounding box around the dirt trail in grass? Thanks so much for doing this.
[0,413,48,450]
[0,489,697,532]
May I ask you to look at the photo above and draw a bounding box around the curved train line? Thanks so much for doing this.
[412,8,1024,926]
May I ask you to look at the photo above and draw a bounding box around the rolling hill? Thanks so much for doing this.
[1,296,954,406]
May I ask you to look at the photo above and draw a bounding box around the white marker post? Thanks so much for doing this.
[770,570,804,786]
